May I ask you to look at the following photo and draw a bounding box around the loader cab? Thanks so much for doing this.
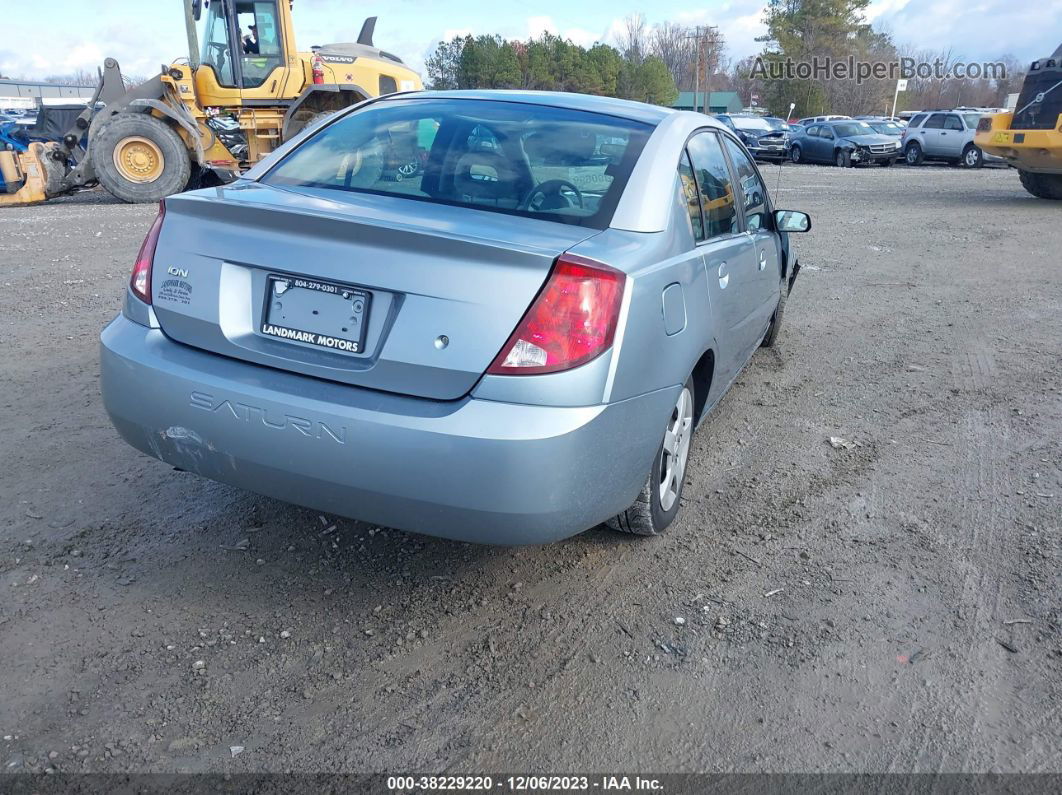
[193,0,300,105]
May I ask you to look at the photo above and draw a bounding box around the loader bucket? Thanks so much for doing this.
[0,143,69,207]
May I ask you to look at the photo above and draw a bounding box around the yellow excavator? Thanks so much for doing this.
[975,43,1062,199]
[0,0,422,206]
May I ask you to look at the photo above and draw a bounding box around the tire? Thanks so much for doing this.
[92,113,191,204]
[961,145,984,169]
[1018,170,1062,200]
[761,287,787,348]
[879,158,893,167]
[835,149,851,168]
[905,142,924,166]
[607,378,695,537]
[790,145,802,164]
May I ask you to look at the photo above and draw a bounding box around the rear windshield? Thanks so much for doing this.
[263,98,653,229]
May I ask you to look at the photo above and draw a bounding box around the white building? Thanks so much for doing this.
[0,78,96,110]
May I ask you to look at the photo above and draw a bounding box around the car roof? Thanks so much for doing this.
[385,90,676,126]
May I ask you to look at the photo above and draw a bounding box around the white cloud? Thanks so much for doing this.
[868,0,1062,60]
[526,16,559,37]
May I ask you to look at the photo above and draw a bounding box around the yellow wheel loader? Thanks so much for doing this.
[975,43,1062,199]
[0,0,421,207]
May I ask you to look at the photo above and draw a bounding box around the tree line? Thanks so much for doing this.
[426,28,679,106]
[752,0,1027,117]
[426,4,1030,118]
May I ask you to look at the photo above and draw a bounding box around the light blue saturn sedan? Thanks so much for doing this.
[100,90,810,544]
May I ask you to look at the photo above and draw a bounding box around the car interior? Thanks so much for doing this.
[266,104,647,226]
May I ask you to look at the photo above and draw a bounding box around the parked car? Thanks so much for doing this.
[796,115,851,126]
[100,91,810,544]
[863,119,905,137]
[715,114,790,162]
[789,119,900,166]
[901,110,1003,168]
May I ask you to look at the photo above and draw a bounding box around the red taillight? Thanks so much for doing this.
[312,54,325,85]
[130,201,165,304]
[487,254,626,376]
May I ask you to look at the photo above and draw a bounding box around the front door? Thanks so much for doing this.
[233,0,289,102]
[722,136,780,343]
[920,113,947,155]
[817,125,837,163]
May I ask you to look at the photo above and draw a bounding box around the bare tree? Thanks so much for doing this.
[42,67,98,86]
[650,21,696,89]
[619,13,648,65]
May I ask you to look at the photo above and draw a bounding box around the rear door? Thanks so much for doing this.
[686,130,759,377]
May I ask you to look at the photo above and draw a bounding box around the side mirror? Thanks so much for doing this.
[774,210,811,233]
[192,0,203,21]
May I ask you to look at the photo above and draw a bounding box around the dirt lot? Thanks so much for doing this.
[1,164,1059,776]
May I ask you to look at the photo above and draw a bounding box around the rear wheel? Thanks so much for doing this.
[93,114,191,203]
[905,142,924,166]
[961,144,984,169]
[1018,170,1062,200]
[607,378,695,537]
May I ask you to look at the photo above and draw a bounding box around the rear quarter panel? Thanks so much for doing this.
[571,181,721,408]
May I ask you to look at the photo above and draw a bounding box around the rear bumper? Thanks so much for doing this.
[100,315,678,545]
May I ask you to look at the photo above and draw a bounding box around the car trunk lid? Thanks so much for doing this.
[150,182,599,400]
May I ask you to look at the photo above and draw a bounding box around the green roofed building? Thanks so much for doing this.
[671,91,742,114]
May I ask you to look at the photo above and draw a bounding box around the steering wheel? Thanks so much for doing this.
[522,179,584,211]
[208,42,229,73]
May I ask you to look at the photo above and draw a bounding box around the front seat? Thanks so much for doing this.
[451,151,519,206]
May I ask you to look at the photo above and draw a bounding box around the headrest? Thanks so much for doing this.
[452,151,516,200]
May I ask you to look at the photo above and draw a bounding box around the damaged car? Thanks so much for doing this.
[100,91,809,544]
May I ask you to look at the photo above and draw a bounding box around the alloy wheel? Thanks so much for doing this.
[658,386,694,512]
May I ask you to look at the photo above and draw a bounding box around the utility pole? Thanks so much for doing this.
[703,27,718,114]
[683,25,720,114]
[685,26,703,113]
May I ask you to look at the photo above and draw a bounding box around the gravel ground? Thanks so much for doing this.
[0,164,1059,775]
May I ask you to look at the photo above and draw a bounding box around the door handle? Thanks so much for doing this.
[758,250,767,270]
[717,262,729,289]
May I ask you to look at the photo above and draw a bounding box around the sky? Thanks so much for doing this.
[0,0,1058,84]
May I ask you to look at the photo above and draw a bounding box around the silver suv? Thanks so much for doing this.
[901,109,1003,168]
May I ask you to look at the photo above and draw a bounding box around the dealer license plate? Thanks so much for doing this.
[261,275,371,354]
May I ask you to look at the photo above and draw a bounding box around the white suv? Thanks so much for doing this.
[901,110,1004,168]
